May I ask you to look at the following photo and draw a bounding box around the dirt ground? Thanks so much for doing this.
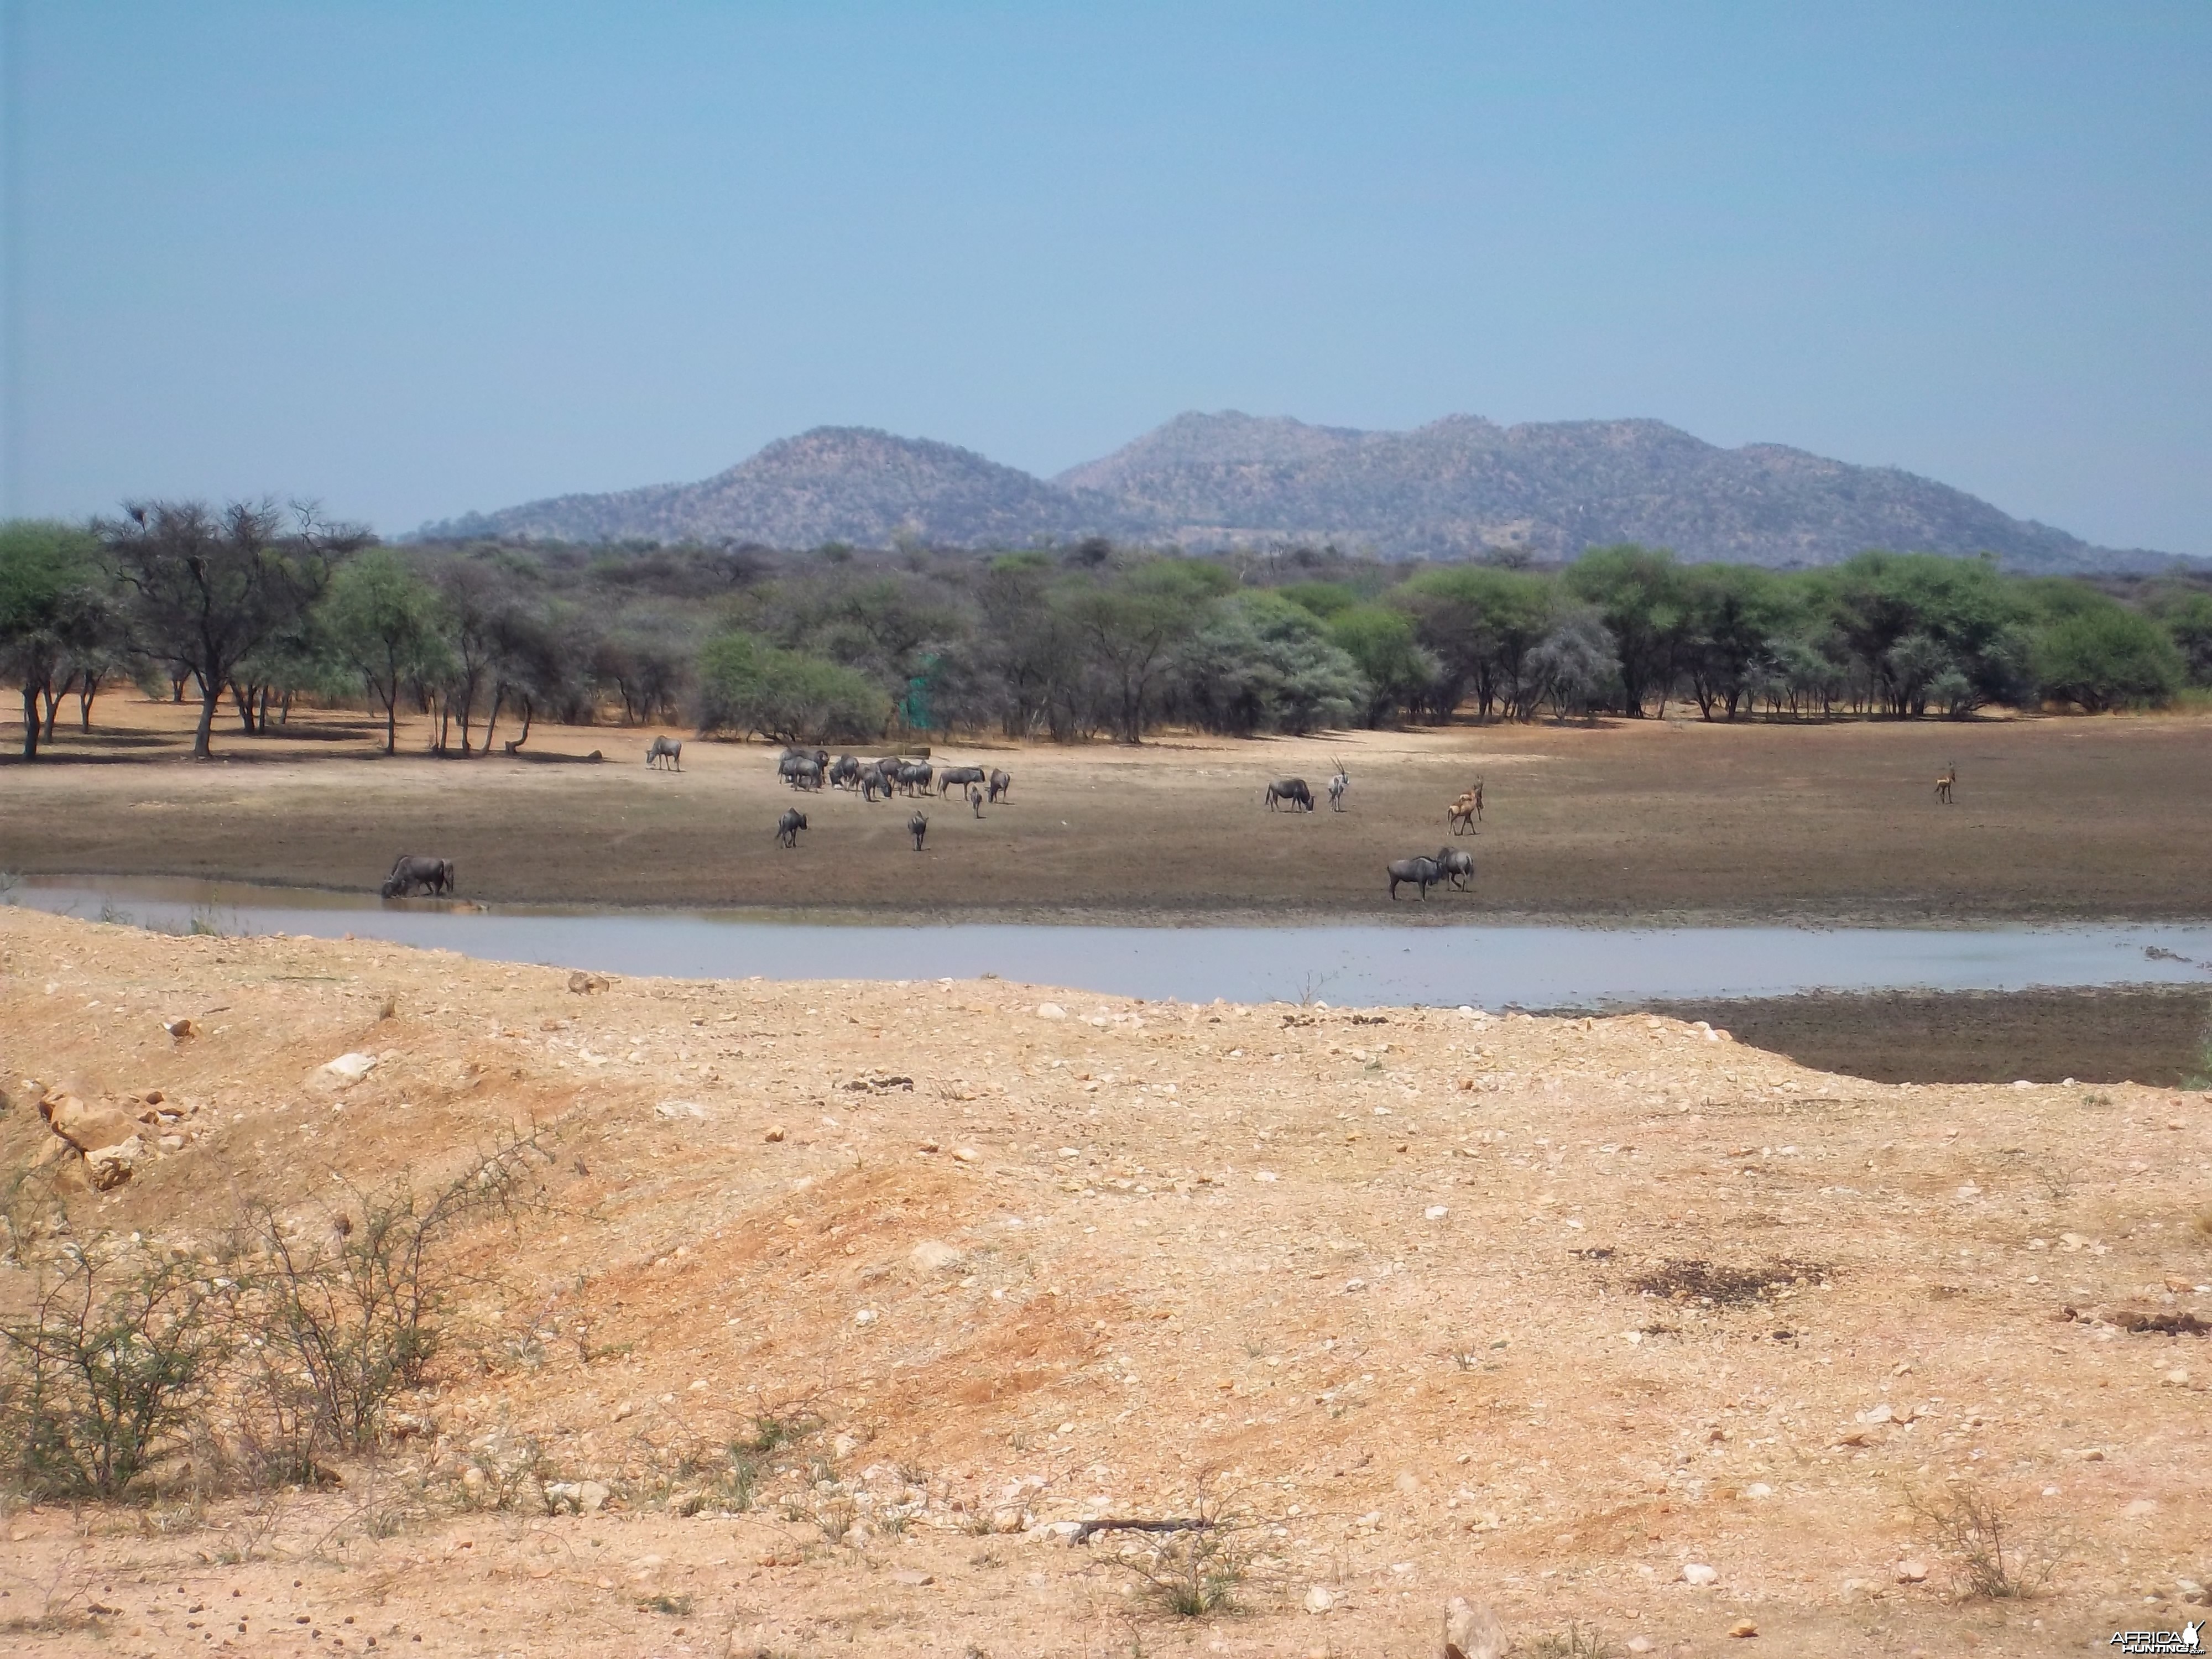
[1648,987,2212,1089]
[2,908,2208,1657]
[3,697,2211,925]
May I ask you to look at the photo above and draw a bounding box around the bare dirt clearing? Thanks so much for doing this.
[2,909,2208,1656]
[3,699,2210,924]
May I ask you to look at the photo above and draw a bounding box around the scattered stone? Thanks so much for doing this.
[567,972,611,994]
[653,1100,706,1120]
[1859,1402,1895,1425]
[39,1093,140,1154]
[891,1569,935,1587]
[1681,1563,1719,1586]
[1440,1595,1505,1659]
[910,1240,964,1272]
[1626,1640,1654,1655]
[85,1136,143,1190]
[854,1308,878,1326]
[1303,1586,1335,1615]
[668,1489,705,1517]
[764,1125,785,1142]
[951,1146,978,1162]
[1728,1621,1759,1639]
[2124,1498,2158,1518]
[164,1017,196,1040]
[1894,1560,1928,1584]
[318,1052,378,1085]
[1036,1003,1068,1020]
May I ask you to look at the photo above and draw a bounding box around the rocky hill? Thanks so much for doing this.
[421,413,2184,573]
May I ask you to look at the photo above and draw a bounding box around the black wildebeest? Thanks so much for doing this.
[968,784,985,818]
[988,768,1013,803]
[828,754,862,790]
[937,764,987,799]
[645,735,682,770]
[1265,777,1314,812]
[908,811,928,851]
[896,760,934,797]
[381,854,455,899]
[1434,846,1475,890]
[774,808,807,848]
[1386,854,1441,901]
[779,753,823,790]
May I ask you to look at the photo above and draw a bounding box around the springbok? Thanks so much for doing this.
[1936,763,1957,805]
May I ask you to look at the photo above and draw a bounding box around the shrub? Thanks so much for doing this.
[1909,1483,2066,1599]
[694,630,890,743]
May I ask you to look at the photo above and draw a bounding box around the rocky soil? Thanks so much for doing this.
[2,908,2209,1657]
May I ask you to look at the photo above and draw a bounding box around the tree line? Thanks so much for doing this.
[3,505,2208,757]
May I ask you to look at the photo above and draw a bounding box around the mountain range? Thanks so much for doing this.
[418,412,2184,573]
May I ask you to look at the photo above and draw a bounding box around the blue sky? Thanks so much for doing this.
[3,2,2206,551]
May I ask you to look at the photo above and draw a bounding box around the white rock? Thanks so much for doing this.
[320,1052,378,1083]
[1036,1003,1068,1020]
[910,1239,964,1271]
[1744,1482,1773,1499]
[854,1308,878,1326]
[1681,1562,1719,1586]
[2124,1497,2158,1518]
[576,1480,609,1514]
[1860,1402,1895,1425]
[1893,1559,1928,1583]
[1425,1206,1449,1220]
[653,1099,706,1119]
[1302,1585,1334,1614]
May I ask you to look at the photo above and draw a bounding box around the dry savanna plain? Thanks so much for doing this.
[2,701,2210,1656]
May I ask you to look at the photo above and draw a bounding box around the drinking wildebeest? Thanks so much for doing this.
[645,735,682,771]
[968,784,985,818]
[1434,846,1475,890]
[380,854,455,899]
[1386,854,1442,901]
[1327,758,1349,812]
[1265,777,1314,812]
[907,811,928,851]
[774,808,807,848]
[938,764,987,799]
[896,760,933,797]
[828,754,862,790]
[987,768,1012,804]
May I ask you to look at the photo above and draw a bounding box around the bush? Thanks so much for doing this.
[2033,605,2184,712]
[694,630,890,743]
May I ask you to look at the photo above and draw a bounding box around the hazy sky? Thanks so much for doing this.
[3,3,2207,550]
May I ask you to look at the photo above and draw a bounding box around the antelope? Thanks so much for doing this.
[1447,777,1485,836]
[1936,763,1957,805]
[1327,756,1349,812]
[645,735,682,770]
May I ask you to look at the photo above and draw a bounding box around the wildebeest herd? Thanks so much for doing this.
[380,740,1486,905]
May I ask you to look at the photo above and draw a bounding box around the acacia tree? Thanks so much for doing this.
[321,550,452,754]
[101,500,367,758]
[0,520,108,759]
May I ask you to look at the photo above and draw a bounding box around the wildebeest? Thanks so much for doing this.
[1386,854,1441,901]
[937,765,987,799]
[861,769,885,802]
[1434,846,1475,890]
[645,735,682,771]
[907,811,928,851]
[779,753,823,790]
[988,768,1012,804]
[380,854,455,899]
[1266,777,1314,812]
[774,808,807,848]
[969,784,985,818]
[828,754,862,790]
[896,760,934,797]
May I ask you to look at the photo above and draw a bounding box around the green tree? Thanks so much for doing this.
[1394,566,1552,720]
[0,520,107,759]
[2143,587,2212,687]
[2032,602,2184,712]
[1678,563,1793,720]
[1826,551,2032,716]
[1327,604,1436,726]
[321,550,454,754]
[1563,545,1687,716]
[1064,559,1232,743]
[1176,591,1367,736]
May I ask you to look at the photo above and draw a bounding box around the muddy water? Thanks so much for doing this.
[13,877,2212,1011]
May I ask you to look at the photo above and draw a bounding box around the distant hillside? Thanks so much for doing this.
[420,413,2186,573]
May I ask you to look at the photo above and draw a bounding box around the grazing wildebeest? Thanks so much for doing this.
[938,765,987,799]
[380,854,455,899]
[774,808,807,848]
[1386,854,1442,901]
[779,753,823,790]
[861,769,885,802]
[828,754,862,790]
[1265,777,1314,812]
[1327,758,1349,812]
[1936,762,1957,805]
[645,735,682,771]
[907,811,928,851]
[1434,846,1475,890]
[969,784,985,818]
[987,768,1012,804]
[896,760,933,797]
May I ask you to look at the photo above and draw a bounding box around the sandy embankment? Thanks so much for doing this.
[1,907,2208,1657]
